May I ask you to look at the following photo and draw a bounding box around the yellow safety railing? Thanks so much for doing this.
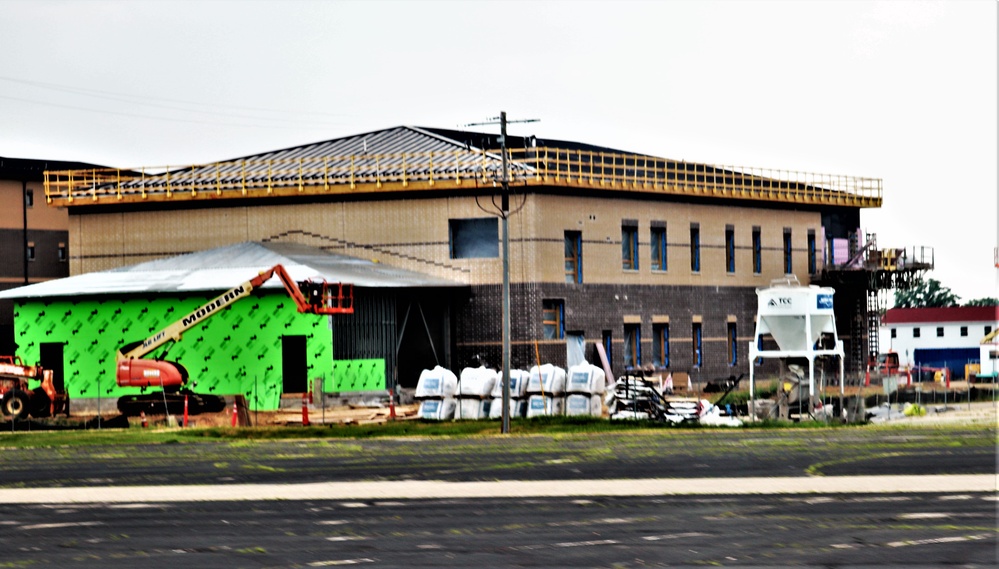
[43,147,882,207]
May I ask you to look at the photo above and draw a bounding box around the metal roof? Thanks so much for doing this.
[0,241,465,300]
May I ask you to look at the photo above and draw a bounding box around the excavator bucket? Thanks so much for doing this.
[298,281,354,315]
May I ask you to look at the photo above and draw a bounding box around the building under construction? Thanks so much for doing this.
[10,124,928,403]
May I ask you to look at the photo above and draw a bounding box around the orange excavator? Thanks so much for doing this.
[114,264,352,416]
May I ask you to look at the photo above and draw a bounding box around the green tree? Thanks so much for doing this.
[893,277,960,308]
[964,297,998,307]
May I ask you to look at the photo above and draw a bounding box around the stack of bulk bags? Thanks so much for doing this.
[565,363,606,417]
[488,369,530,419]
[525,364,566,417]
[455,366,497,420]
[415,366,458,420]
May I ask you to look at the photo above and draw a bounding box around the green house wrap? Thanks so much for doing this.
[12,291,381,411]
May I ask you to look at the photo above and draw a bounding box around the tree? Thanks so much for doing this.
[893,277,960,308]
[964,297,999,307]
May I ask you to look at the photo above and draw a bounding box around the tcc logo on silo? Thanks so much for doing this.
[768,297,792,307]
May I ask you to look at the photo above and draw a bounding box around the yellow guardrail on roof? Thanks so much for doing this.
[43,147,882,208]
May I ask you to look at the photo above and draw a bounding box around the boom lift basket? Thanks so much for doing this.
[298,280,354,315]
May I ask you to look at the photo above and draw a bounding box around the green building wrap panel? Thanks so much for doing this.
[13,292,335,411]
[332,359,386,392]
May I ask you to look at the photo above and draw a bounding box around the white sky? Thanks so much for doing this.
[1,0,996,303]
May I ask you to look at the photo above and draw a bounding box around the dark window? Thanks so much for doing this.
[807,230,817,274]
[622,225,638,271]
[986,326,993,336]
[936,327,944,337]
[960,326,968,337]
[565,231,582,284]
[449,218,498,258]
[25,189,34,208]
[651,225,667,271]
[725,226,735,273]
[727,322,738,366]
[542,300,565,340]
[913,327,921,338]
[752,227,762,274]
[26,243,35,262]
[690,224,700,272]
[624,323,641,369]
[783,228,792,274]
[653,323,670,368]
[891,328,897,339]
[692,322,702,367]
[58,243,67,262]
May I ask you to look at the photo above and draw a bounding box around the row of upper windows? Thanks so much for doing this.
[446,217,819,283]
[891,325,993,339]
[543,300,738,371]
[582,223,817,283]
[25,242,67,262]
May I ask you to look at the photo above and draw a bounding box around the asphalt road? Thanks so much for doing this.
[0,426,996,568]
[0,427,995,488]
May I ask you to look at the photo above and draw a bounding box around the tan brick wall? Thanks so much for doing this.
[68,192,821,288]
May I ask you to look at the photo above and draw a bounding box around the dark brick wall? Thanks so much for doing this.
[452,282,775,382]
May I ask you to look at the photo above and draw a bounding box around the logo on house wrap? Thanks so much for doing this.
[182,286,246,327]
[817,294,834,310]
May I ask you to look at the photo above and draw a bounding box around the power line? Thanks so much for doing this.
[0,93,344,131]
[0,75,348,120]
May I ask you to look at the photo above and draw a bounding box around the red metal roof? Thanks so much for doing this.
[882,306,999,324]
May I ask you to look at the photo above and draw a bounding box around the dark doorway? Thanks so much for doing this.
[281,335,307,393]
[39,342,65,392]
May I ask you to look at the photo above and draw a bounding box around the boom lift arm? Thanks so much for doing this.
[116,264,353,390]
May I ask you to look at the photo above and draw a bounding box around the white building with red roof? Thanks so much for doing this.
[881,306,999,377]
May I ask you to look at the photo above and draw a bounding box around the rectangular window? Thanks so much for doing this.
[752,227,762,274]
[653,323,670,368]
[564,231,582,284]
[25,188,34,208]
[891,328,897,338]
[650,223,667,271]
[960,326,968,337]
[624,323,641,370]
[449,218,499,258]
[26,242,35,262]
[622,223,638,271]
[542,300,565,340]
[692,322,703,367]
[783,228,793,274]
[725,226,735,273]
[690,224,700,272]
[58,243,67,262]
[936,327,944,337]
[988,326,994,336]
[913,327,921,338]
[727,322,738,366]
[807,230,817,274]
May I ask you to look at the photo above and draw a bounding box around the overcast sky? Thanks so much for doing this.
[1,0,996,303]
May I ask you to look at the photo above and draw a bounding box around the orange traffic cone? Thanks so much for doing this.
[864,367,871,387]
[302,392,311,426]
[388,388,396,421]
[231,400,238,427]
[183,394,189,428]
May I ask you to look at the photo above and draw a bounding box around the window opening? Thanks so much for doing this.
[690,224,700,272]
[624,323,641,370]
[783,228,793,274]
[565,231,582,284]
[622,225,638,271]
[727,322,738,366]
[651,225,667,271]
[752,227,762,274]
[542,300,565,340]
[692,322,702,367]
[653,323,670,368]
[725,226,735,273]
[449,218,499,259]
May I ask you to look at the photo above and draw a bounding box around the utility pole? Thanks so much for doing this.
[466,111,539,434]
